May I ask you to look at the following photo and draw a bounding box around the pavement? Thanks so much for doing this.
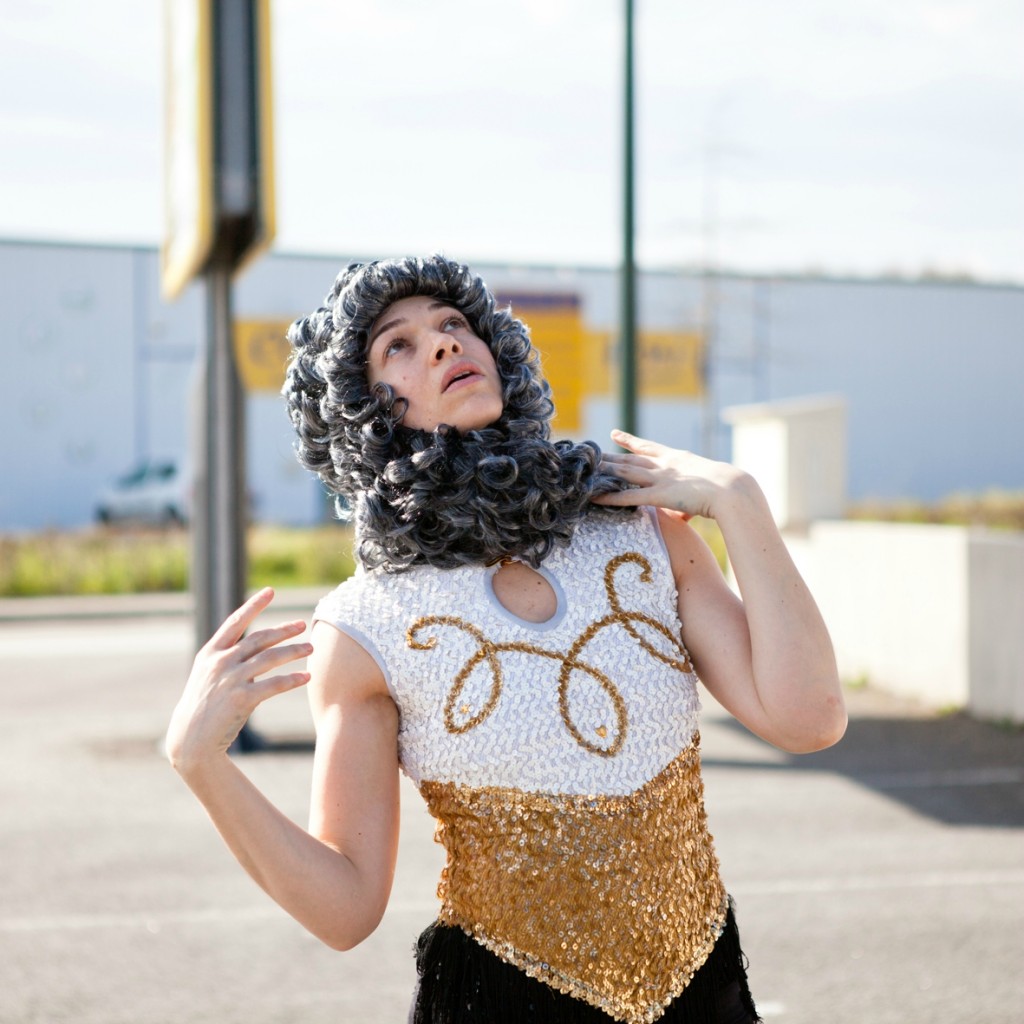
[0,587,328,623]
[0,592,1022,1024]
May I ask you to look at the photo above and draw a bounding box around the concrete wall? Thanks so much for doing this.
[968,532,1024,723]
[788,522,972,708]
[724,395,1024,724]
[788,521,1024,723]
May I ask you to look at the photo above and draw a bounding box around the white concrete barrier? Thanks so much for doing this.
[723,395,847,530]
[785,521,1024,723]
[967,531,1024,723]
[723,394,1024,723]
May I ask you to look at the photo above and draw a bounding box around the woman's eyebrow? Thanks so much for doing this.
[369,314,405,345]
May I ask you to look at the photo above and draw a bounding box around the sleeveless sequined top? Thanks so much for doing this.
[313,507,727,1024]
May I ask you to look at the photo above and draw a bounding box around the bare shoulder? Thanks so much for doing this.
[307,620,395,723]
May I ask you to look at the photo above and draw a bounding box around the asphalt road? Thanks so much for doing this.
[1,596,1021,1023]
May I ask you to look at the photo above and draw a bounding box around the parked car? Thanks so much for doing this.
[95,461,191,526]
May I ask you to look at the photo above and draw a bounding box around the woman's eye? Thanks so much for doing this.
[443,316,465,332]
[384,337,407,358]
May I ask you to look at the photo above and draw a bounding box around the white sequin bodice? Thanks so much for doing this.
[316,507,728,1023]
[314,507,701,795]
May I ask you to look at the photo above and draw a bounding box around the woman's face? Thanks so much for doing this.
[366,295,504,433]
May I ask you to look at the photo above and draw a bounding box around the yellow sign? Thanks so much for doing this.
[501,293,704,427]
[499,293,585,433]
[234,318,295,392]
[161,0,275,299]
[232,299,705,406]
[161,0,215,299]
[586,328,704,398]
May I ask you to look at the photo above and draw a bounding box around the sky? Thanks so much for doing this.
[1,0,1022,282]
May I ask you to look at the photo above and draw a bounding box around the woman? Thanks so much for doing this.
[167,255,846,1024]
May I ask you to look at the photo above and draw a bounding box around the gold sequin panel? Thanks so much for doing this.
[419,738,728,1024]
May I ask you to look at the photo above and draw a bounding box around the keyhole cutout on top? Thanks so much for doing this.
[490,560,559,624]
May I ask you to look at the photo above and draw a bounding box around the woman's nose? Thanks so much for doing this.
[431,333,461,360]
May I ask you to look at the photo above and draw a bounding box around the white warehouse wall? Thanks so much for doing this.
[1,238,1022,530]
[727,277,1024,501]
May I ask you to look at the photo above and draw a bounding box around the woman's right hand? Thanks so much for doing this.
[166,587,312,777]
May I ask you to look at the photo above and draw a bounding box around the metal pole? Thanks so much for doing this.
[619,0,638,437]
[193,262,246,652]
[210,262,246,633]
[189,0,262,751]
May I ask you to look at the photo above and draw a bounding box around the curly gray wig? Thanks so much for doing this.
[282,255,628,571]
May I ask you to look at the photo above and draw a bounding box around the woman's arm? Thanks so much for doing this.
[594,430,846,753]
[165,587,400,950]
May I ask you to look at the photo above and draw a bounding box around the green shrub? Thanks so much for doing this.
[0,528,189,596]
[247,525,356,589]
[849,490,1024,531]
[0,525,356,597]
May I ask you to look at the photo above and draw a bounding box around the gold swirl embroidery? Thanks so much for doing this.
[406,552,694,757]
[603,552,694,674]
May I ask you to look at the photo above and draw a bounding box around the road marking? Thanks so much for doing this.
[735,868,1024,896]
[0,623,191,658]
[0,906,280,933]
[0,898,441,934]
[2,873,1020,934]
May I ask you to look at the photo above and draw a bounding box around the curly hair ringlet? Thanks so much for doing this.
[282,254,631,572]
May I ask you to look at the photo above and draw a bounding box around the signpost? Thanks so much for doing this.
[162,1,275,747]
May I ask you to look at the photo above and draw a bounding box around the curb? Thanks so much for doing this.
[0,587,328,623]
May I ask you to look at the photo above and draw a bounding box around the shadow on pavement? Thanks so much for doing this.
[707,707,1024,829]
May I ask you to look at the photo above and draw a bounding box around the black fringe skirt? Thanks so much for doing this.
[410,899,760,1024]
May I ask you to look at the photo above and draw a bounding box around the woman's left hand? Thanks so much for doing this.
[592,429,750,521]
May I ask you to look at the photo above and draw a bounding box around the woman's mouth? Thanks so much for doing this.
[443,363,480,392]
